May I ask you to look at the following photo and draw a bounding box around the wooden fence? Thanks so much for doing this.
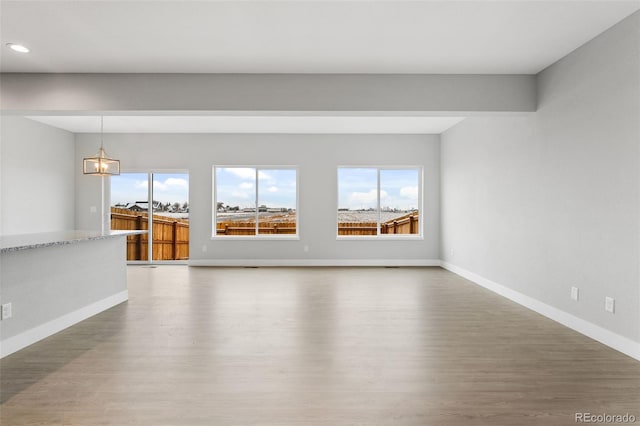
[380,212,419,235]
[111,207,189,261]
[339,212,419,236]
[338,222,378,236]
[111,209,417,256]
[216,212,419,236]
[216,222,297,236]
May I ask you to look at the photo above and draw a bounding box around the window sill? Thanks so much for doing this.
[336,235,424,241]
[211,236,300,241]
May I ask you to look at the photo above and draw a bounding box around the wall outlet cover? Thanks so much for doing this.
[605,297,615,313]
[1,303,12,320]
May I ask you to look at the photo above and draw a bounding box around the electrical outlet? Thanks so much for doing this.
[90,206,97,213]
[202,245,207,252]
[303,245,310,252]
[449,248,454,257]
[605,297,615,313]
[571,286,579,301]
[1,303,12,320]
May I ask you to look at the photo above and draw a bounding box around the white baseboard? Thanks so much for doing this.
[0,290,129,359]
[441,262,640,362]
[189,259,441,267]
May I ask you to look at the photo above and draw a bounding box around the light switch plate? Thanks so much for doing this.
[571,286,579,301]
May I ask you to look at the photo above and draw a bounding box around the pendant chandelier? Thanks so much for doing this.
[83,116,120,176]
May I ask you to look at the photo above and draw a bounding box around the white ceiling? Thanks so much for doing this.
[26,115,466,134]
[2,0,640,74]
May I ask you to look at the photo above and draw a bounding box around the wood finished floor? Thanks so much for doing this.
[1,266,639,425]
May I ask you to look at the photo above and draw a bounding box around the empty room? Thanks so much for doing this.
[1,1,639,425]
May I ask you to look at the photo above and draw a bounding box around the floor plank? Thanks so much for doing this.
[1,266,639,425]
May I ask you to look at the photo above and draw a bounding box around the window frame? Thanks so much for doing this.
[336,166,423,240]
[212,166,299,240]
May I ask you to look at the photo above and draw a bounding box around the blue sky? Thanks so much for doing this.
[111,168,417,210]
[338,168,420,211]
[215,168,297,209]
[110,173,189,205]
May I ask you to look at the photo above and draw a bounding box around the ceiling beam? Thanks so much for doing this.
[0,73,536,114]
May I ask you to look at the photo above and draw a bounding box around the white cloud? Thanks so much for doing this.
[267,186,279,193]
[222,168,276,183]
[400,186,418,199]
[225,168,255,180]
[258,170,273,181]
[349,189,377,204]
[231,191,250,199]
[164,178,188,188]
[135,180,148,189]
[150,178,189,192]
[239,182,254,189]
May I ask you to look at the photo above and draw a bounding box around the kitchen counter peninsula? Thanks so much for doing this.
[0,230,144,253]
[0,230,145,357]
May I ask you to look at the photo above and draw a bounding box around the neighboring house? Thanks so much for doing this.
[125,201,162,212]
[126,202,148,212]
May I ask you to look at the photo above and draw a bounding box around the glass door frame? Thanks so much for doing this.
[111,169,189,265]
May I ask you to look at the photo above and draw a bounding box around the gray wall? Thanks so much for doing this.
[75,133,441,264]
[1,74,536,113]
[0,116,75,235]
[441,12,640,342]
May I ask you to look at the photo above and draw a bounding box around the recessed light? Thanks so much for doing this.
[6,43,30,53]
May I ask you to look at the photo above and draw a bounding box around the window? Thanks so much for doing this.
[213,167,298,237]
[337,167,421,237]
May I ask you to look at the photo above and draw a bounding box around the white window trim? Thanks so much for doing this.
[336,166,424,240]
[212,166,299,239]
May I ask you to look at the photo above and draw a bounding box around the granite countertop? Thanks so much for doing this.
[0,230,147,253]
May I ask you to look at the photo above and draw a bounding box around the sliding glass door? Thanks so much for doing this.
[111,173,150,261]
[151,173,189,262]
[110,172,189,263]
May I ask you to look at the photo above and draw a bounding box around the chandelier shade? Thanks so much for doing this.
[83,116,120,176]
[83,148,120,175]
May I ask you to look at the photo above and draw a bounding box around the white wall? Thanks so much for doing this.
[0,116,75,235]
[75,133,440,265]
[441,12,639,347]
